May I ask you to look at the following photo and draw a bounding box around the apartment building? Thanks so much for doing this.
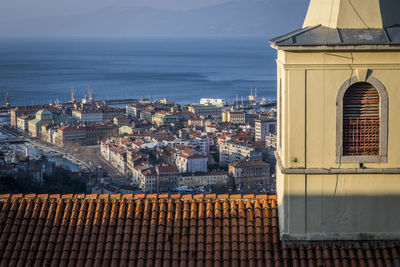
[102,108,125,121]
[16,115,34,132]
[126,103,147,118]
[72,109,103,123]
[228,160,270,189]
[255,118,277,141]
[85,124,118,145]
[55,126,86,147]
[179,171,228,187]
[222,111,246,124]
[109,146,127,174]
[175,148,208,173]
[219,141,262,166]
[10,106,44,127]
[156,165,179,192]
[152,112,179,127]
[188,104,222,119]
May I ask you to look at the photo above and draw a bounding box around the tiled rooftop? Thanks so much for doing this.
[229,161,269,168]
[0,194,399,267]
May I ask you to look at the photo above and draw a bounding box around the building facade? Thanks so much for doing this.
[219,141,262,166]
[152,113,179,127]
[255,118,276,141]
[188,104,222,119]
[175,149,208,173]
[72,109,103,123]
[28,110,54,137]
[10,106,44,127]
[17,115,34,132]
[222,111,246,124]
[56,126,86,147]
[228,161,270,189]
[156,165,179,192]
[126,103,147,118]
[179,171,228,187]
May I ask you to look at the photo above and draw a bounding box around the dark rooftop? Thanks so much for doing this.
[270,25,400,48]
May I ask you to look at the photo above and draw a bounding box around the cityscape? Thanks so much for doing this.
[0,89,277,195]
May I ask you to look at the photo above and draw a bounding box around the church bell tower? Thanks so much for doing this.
[270,0,400,240]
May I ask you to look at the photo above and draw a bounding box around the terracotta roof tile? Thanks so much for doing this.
[0,194,399,266]
[85,194,97,199]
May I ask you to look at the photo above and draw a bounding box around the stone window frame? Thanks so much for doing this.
[336,75,388,163]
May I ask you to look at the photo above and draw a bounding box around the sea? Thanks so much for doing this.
[0,37,277,106]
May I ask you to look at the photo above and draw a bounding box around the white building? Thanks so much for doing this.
[179,171,228,187]
[219,141,262,166]
[132,162,153,185]
[175,148,208,173]
[265,133,277,149]
[200,98,227,106]
[72,109,103,123]
[255,118,276,141]
[139,169,158,193]
[109,146,127,174]
[188,104,223,119]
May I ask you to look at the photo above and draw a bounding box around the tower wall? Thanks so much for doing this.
[303,0,400,29]
[276,49,400,240]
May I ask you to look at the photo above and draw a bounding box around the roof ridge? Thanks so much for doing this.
[0,193,276,201]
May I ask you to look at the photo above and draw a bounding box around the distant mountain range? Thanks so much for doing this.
[1,0,308,37]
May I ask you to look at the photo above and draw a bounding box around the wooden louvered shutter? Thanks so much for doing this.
[343,82,380,156]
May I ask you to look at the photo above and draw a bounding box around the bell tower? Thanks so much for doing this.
[270,0,400,240]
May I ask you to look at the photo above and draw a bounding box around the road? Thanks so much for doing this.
[80,145,131,186]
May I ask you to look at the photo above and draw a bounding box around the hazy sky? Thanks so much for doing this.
[0,0,309,37]
[0,0,234,21]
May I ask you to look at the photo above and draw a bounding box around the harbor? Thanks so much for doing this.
[0,125,91,174]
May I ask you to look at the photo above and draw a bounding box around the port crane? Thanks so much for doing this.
[87,85,94,103]
[3,88,10,108]
[70,86,76,103]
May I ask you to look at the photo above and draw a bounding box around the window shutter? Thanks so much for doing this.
[343,82,379,156]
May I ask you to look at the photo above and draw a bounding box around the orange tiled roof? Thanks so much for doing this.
[0,194,399,266]
[229,161,269,168]
[157,165,179,173]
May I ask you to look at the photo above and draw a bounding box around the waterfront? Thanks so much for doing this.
[0,37,276,106]
[0,126,86,173]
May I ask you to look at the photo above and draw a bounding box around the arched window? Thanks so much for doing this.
[336,75,388,163]
[343,82,379,156]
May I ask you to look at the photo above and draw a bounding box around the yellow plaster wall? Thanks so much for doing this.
[276,49,400,240]
[302,0,400,29]
[277,172,400,240]
[278,50,400,169]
